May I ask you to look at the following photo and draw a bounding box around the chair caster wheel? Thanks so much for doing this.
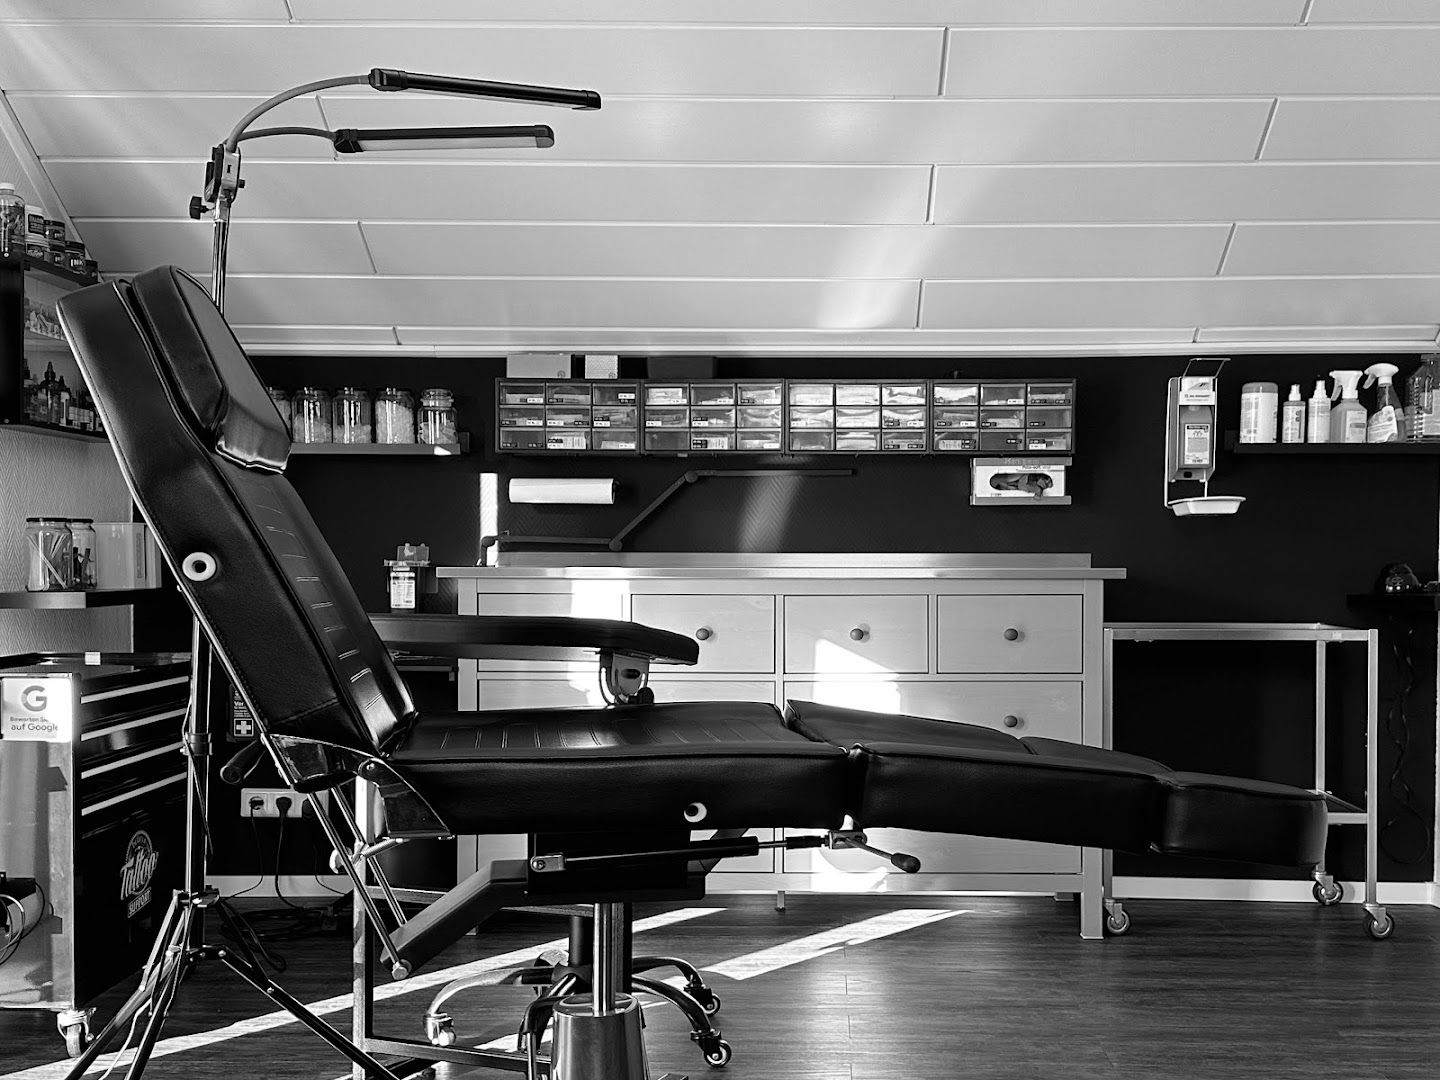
[1364,913,1395,941]
[699,1036,732,1068]
[1104,910,1131,936]
[686,982,720,1015]
[423,1011,456,1046]
[1313,880,1343,906]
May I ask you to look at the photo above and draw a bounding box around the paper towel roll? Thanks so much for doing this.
[508,478,617,505]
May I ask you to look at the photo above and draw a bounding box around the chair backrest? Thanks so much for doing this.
[57,267,415,767]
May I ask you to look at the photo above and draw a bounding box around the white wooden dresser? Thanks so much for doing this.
[441,553,1125,938]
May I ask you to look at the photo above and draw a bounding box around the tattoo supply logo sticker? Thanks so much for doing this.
[120,830,159,919]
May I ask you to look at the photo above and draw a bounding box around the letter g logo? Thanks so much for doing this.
[20,685,47,712]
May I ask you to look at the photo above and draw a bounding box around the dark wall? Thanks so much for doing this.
[220,352,1436,884]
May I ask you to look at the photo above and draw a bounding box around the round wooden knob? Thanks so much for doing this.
[849,627,868,642]
[1003,627,1020,642]
[1002,714,1020,728]
[695,627,713,641]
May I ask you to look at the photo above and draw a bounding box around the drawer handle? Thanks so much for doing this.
[849,627,868,642]
[1002,714,1021,729]
[695,627,713,641]
[1003,627,1021,642]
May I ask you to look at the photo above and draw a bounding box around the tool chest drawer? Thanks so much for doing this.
[937,594,1083,674]
[784,595,929,674]
[630,594,775,673]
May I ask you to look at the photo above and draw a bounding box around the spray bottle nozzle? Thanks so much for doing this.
[1330,370,1363,401]
[1363,362,1400,389]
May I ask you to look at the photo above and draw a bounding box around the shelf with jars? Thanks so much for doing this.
[266,384,467,457]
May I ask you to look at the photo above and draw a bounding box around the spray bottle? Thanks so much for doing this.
[1329,370,1367,444]
[1281,384,1306,443]
[1306,379,1331,443]
[1364,362,1404,443]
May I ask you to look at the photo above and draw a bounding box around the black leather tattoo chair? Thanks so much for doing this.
[58,266,1331,1080]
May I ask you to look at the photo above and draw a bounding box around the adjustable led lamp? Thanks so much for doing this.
[189,67,600,310]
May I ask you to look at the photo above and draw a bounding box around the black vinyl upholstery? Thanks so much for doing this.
[58,264,1328,869]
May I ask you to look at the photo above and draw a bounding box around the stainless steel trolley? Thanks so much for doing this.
[1101,622,1387,940]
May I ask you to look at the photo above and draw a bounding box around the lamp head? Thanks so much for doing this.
[367,68,601,110]
[331,124,555,153]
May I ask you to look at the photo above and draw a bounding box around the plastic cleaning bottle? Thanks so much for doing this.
[1281,384,1306,443]
[1329,370,1367,444]
[0,183,24,257]
[1364,362,1404,443]
[1306,379,1331,443]
[1407,354,1440,441]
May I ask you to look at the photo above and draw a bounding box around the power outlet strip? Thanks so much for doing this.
[241,787,327,819]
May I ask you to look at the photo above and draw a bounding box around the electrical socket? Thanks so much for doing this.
[241,787,326,819]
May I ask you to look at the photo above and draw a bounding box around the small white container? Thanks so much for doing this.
[1239,381,1279,443]
[1281,384,1306,443]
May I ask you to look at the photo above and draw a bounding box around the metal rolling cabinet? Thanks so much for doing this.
[1102,622,1385,939]
[0,651,191,1053]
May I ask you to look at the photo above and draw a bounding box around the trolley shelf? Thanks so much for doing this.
[0,588,166,609]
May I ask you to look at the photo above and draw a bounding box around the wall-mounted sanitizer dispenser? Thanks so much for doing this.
[1164,358,1244,516]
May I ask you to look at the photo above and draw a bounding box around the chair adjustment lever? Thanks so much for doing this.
[826,830,923,874]
[530,832,842,874]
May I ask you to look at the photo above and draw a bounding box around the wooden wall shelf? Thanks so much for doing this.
[0,588,166,610]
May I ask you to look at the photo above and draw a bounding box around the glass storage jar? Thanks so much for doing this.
[68,518,96,589]
[25,517,74,591]
[333,386,373,444]
[266,387,292,434]
[375,388,415,444]
[291,387,332,443]
[417,388,458,446]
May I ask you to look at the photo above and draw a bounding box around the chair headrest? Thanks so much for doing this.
[128,265,290,472]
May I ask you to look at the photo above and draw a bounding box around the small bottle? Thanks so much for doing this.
[1239,381,1279,443]
[36,361,57,425]
[0,182,25,258]
[53,375,71,428]
[21,360,35,419]
[1306,379,1331,444]
[22,199,48,260]
[1281,384,1305,443]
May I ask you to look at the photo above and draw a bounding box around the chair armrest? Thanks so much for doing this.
[368,612,699,666]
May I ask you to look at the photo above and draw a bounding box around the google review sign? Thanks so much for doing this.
[1,677,73,742]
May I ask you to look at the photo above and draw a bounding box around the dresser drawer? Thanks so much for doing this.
[474,679,608,710]
[631,594,775,673]
[785,680,1081,741]
[784,595,928,674]
[936,594,1083,674]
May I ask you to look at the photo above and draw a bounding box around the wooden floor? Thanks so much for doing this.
[2,895,1437,1080]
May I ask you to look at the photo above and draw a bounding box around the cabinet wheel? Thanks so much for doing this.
[702,1038,732,1068]
[1364,913,1395,941]
[61,1024,88,1058]
[1312,880,1343,907]
[1104,909,1132,936]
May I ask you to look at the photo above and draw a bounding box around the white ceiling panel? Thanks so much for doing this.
[920,277,1440,329]
[73,219,373,275]
[10,94,328,160]
[230,325,400,344]
[1263,99,1440,161]
[0,1,289,18]
[288,0,1306,25]
[317,96,1273,165]
[943,27,1440,97]
[1224,223,1440,276]
[224,276,922,330]
[1307,1,1440,22]
[360,223,1230,279]
[46,161,933,224]
[933,163,1440,223]
[1196,325,1440,342]
[0,25,943,96]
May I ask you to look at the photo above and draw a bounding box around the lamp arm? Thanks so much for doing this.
[236,126,336,143]
[224,74,368,149]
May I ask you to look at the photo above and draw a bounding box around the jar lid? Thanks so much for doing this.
[25,516,69,523]
[71,517,94,524]
[337,386,367,393]
[65,240,85,251]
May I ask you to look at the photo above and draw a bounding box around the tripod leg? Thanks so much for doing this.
[216,947,404,1080]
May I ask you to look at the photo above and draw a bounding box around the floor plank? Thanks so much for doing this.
[1,895,1436,1080]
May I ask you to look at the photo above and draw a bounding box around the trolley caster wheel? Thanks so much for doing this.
[698,1036,732,1068]
[423,1011,456,1047]
[1104,910,1131,937]
[1364,913,1395,941]
[61,1024,88,1058]
[686,982,721,1015]
[1312,880,1343,907]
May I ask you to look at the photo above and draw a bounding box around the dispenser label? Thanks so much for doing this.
[1182,423,1212,466]
[1368,406,1399,444]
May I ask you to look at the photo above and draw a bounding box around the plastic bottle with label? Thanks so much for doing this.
[1281,384,1306,443]
[1406,354,1440,440]
[0,183,24,257]
[1363,363,1404,444]
[1306,380,1331,444]
[1329,370,1367,444]
[1239,381,1279,443]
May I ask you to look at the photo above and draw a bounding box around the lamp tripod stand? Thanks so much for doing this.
[67,66,600,1080]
